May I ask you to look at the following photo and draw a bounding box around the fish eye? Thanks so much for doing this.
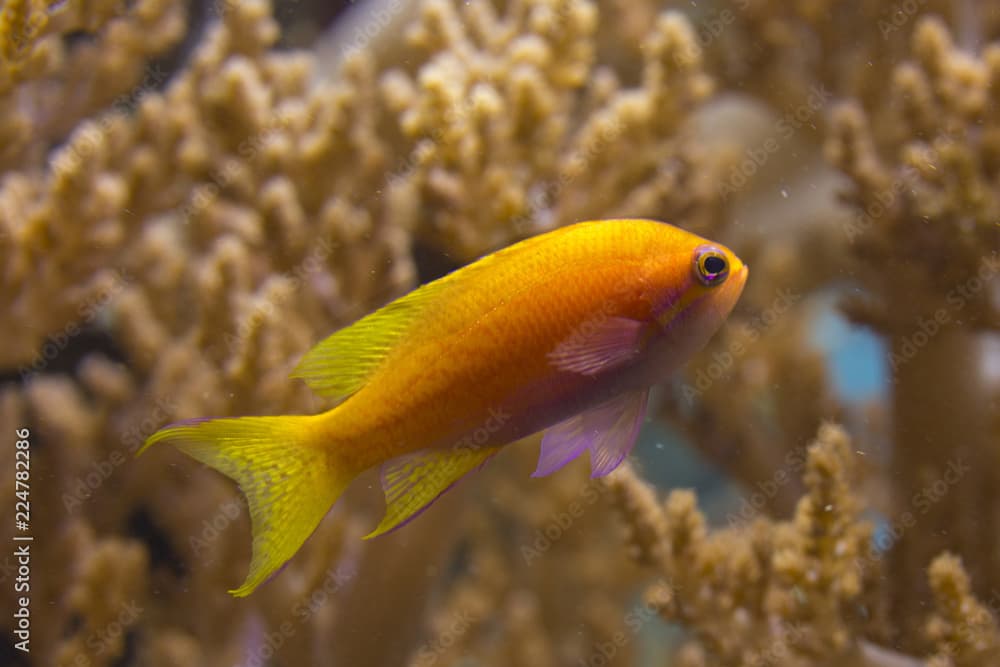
[693,246,729,287]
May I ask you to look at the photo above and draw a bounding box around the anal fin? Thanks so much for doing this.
[364,444,500,539]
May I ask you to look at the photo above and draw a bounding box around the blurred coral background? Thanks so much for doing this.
[1,0,998,665]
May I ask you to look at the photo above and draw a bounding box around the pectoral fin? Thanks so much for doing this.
[365,445,501,539]
[533,389,649,478]
[548,316,646,376]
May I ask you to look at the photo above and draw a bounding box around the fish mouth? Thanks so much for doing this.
[711,262,748,318]
[732,263,749,292]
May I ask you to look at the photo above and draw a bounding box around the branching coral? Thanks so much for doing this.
[1,0,998,665]
[0,0,185,170]
[394,444,649,667]
[378,0,720,259]
[2,0,415,663]
[605,424,1000,667]
[659,301,839,520]
[51,525,149,667]
[825,16,1000,647]
[605,423,883,666]
[827,17,1000,329]
[925,553,1000,667]
[0,0,728,664]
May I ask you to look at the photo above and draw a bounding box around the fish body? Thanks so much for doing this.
[325,219,743,465]
[141,219,747,596]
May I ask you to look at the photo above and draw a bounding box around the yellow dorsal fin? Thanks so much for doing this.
[290,283,444,400]
[291,222,605,401]
[364,444,501,539]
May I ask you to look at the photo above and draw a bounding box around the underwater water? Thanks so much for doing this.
[1,0,999,665]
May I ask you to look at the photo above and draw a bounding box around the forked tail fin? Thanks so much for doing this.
[138,415,353,597]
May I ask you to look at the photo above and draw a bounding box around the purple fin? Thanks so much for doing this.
[533,389,650,478]
[588,389,649,477]
[532,417,598,477]
[548,316,646,376]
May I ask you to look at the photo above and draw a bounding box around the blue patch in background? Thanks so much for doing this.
[809,292,887,403]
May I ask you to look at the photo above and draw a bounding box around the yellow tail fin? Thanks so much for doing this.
[139,415,353,597]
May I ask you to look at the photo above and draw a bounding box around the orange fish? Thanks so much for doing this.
[140,219,747,595]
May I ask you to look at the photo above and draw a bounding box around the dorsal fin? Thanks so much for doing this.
[291,222,610,401]
[290,283,444,401]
